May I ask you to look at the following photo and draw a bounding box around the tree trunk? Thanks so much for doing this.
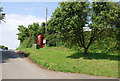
[84,48,88,55]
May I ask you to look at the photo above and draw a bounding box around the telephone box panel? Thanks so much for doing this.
[37,34,44,48]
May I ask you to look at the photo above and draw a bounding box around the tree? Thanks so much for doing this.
[0,45,4,49]
[3,47,8,50]
[0,7,5,23]
[48,2,90,54]
[17,25,29,43]
[0,45,8,50]
[17,23,42,48]
[48,1,119,54]
[109,2,120,52]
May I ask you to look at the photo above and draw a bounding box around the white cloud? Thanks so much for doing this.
[0,14,45,49]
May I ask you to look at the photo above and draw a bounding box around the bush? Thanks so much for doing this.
[19,37,36,49]
[4,47,8,50]
[0,45,8,50]
[0,45,4,49]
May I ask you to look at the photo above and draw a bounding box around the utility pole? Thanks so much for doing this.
[45,8,48,33]
[45,8,48,46]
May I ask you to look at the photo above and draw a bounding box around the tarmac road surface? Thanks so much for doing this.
[0,50,116,79]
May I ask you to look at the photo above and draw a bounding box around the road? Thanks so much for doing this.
[0,51,116,79]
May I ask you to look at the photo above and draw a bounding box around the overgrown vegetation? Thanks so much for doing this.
[20,47,119,78]
[17,22,45,48]
[47,2,120,54]
[17,1,119,77]
[0,45,8,50]
[0,7,5,22]
[17,1,120,55]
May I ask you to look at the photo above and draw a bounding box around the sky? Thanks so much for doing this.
[0,2,59,49]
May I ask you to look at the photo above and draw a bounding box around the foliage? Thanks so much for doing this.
[0,45,4,48]
[91,2,120,53]
[0,7,5,22]
[20,47,119,78]
[17,25,29,43]
[17,23,45,48]
[115,3,120,52]
[17,1,120,55]
[17,1,119,78]
[18,38,33,48]
[3,47,8,50]
[47,2,119,54]
[0,45,8,50]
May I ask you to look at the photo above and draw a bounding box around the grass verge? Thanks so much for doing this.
[19,47,119,78]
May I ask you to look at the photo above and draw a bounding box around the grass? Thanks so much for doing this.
[19,47,119,78]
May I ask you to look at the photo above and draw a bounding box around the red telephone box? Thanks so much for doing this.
[37,34,44,48]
